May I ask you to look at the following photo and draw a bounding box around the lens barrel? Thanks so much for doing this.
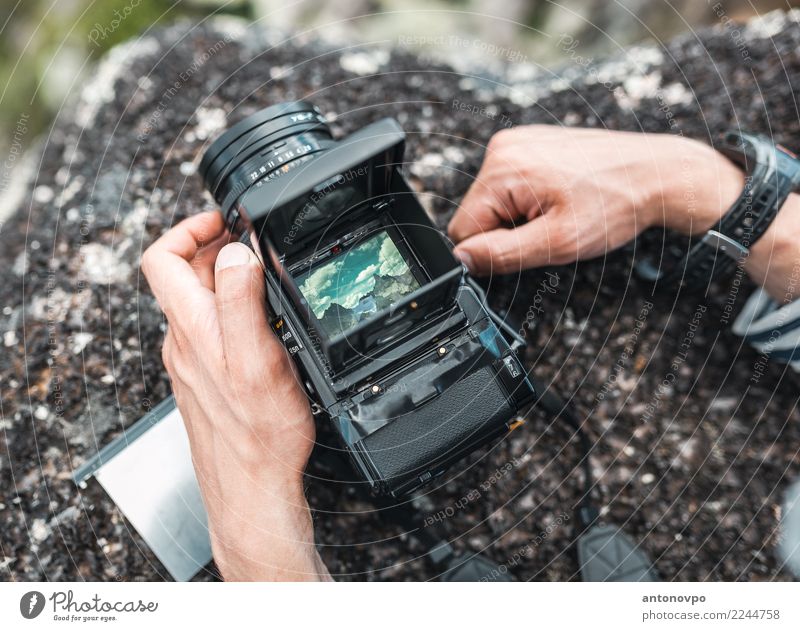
[199,101,334,213]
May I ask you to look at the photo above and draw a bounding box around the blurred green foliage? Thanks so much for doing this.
[0,0,249,153]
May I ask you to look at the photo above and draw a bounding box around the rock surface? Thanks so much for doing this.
[1,12,800,581]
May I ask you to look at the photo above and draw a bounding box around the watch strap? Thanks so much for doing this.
[638,131,800,291]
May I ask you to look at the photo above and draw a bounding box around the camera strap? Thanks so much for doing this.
[310,444,512,581]
[532,380,659,582]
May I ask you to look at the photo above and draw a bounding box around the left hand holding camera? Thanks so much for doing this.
[141,211,329,581]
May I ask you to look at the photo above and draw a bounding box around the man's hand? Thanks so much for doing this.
[141,211,329,581]
[448,126,745,275]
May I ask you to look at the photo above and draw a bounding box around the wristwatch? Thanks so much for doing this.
[636,131,800,291]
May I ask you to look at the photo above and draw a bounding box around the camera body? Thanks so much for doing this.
[200,102,535,496]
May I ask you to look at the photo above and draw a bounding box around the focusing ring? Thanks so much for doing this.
[199,101,334,205]
[200,101,318,178]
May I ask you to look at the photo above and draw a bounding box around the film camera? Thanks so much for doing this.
[199,101,536,496]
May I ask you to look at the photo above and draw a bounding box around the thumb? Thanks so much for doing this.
[453,218,553,276]
[214,243,282,378]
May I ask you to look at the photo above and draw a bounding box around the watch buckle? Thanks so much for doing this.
[701,229,750,261]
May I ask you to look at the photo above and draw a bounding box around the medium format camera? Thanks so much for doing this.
[199,101,536,496]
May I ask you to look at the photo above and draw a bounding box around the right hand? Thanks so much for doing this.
[447,126,745,276]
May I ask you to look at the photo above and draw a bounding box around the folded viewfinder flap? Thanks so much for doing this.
[74,397,212,581]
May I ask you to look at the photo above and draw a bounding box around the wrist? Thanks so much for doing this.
[646,136,745,235]
[645,133,799,302]
[210,479,328,581]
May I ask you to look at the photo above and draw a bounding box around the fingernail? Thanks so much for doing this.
[216,243,252,270]
[454,249,474,274]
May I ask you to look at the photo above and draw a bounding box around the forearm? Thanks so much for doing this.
[209,485,331,581]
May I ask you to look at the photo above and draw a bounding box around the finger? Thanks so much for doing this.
[453,216,558,276]
[448,173,515,245]
[214,243,288,383]
[448,156,550,244]
[191,229,233,291]
[142,211,225,315]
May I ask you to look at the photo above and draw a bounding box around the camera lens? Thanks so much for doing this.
[199,101,334,213]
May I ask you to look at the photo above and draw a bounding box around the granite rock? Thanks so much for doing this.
[2,12,800,580]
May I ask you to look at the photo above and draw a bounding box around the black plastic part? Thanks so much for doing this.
[441,553,514,582]
[576,504,600,530]
[355,365,514,495]
[577,524,658,582]
[428,540,455,565]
